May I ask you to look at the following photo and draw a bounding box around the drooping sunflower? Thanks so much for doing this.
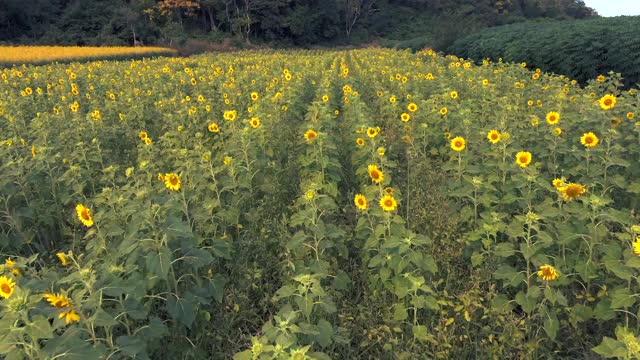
[545,111,560,125]
[0,275,16,299]
[304,129,318,143]
[76,204,93,227]
[368,165,384,184]
[400,113,411,122]
[560,183,586,201]
[598,94,616,110]
[487,130,501,144]
[356,138,365,147]
[59,309,80,324]
[354,194,367,210]
[632,238,640,256]
[515,151,532,168]
[56,252,68,266]
[407,103,418,112]
[379,195,397,212]
[537,265,558,281]
[164,173,181,191]
[249,117,261,129]
[43,293,72,308]
[450,136,466,152]
[580,132,599,148]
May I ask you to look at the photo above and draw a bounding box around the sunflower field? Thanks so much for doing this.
[0,46,177,67]
[0,48,640,359]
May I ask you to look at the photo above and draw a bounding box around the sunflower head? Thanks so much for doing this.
[366,127,380,138]
[450,136,466,152]
[560,183,586,201]
[56,252,68,266]
[0,275,16,299]
[487,130,501,144]
[552,178,565,189]
[440,107,448,115]
[553,127,562,136]
[60,309,80,324]
[356,138,365,147]
[407,103,418,112]
[633,238,640,256]
[354,194,367,211]
[367,165,384,184]
[249,117,261,128]
[580,132,599,148]
[599,94,616,110]
[379,195,397,212]
[250,92,259,101]
[75,204,93,227]
[43,292,72,308]
[545,111,560,125]
[400,113,411,122]
[165,173,181,191]
[138,131,148,140]
[304,129,318,143]
[515,151,532,168]
[537,265,558,281]
[208,123,220,133]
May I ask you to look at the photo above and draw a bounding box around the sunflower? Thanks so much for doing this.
[407,103,418,112]
[389,96,396,103]
[482,79,489,86]
[5,258,15,268]
[43,293,71,308]
[599,94,617,110]
[0,276,15,299]
[597,74,605,82]
[450,136,466,152]
[487,130,500,144]
[368,165,384,184]
[559,183,586,201]
[164,173,181,191]
[450,91,458,99]
[356,138,365,147]
[377,147,385,156]
[580,132,599,148]
[402,135,411,143]
[632,238,640,256]
[366,127,380,138]
[545,111,560,125]
[56,252,68,266]
[144,137,152,145]
[76,204,93,227]
[400,113,411,122]
[440,107,448,115]
[527,100,534,106]
[208,123,220,133]
[515,151,532,168]
[552,178,565,189]
[384,187,394,195]
[354,194,367,211]
[379,195,397,212]
[322,95,329,102]
[138,131,148,140]
[250,92,259,101]
[537,265,558,281]
[628,112,635,120]
[59,309,80,324]
[304,129,318,143]
[249,117,261,128]
[553,128,562,136]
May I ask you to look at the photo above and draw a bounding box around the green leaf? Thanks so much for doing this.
[610,287,636,309]
[28,316,53,340]
[116,335,147,357]
[334,271,351,291]
[494,242,515,257]
[592,337,628,358]
[233,350,253,360]
[393,303,408,321]
[91,308,118,327]
[543,315,559,340]
[166,292,197,328]
[412,325,434,343]
[316,319,333,348]
[146,246,171,281]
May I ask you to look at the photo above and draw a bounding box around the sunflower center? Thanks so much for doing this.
[371,171,380,180]
[604,99,612,106]
[358,199,365,206]
[585,137,593,144]
[491,134,498,140]
[170,176,178,185]
[550,116,556,121]
[385,200,393,207]
[566,186,581,197]
[81,210,90,220]
[0,283,10,293]
[519,156,528,163]
[455,141,462,147]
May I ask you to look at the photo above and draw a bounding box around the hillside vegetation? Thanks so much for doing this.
[448,16,640,88]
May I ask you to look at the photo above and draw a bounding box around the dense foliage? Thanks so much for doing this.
[448,16,640,88]
[1,48,640,359]
[0,0,596,48]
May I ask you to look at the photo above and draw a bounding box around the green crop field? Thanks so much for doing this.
[1,48,640,359]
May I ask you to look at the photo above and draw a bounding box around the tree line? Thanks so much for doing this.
[0,0,597,48]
